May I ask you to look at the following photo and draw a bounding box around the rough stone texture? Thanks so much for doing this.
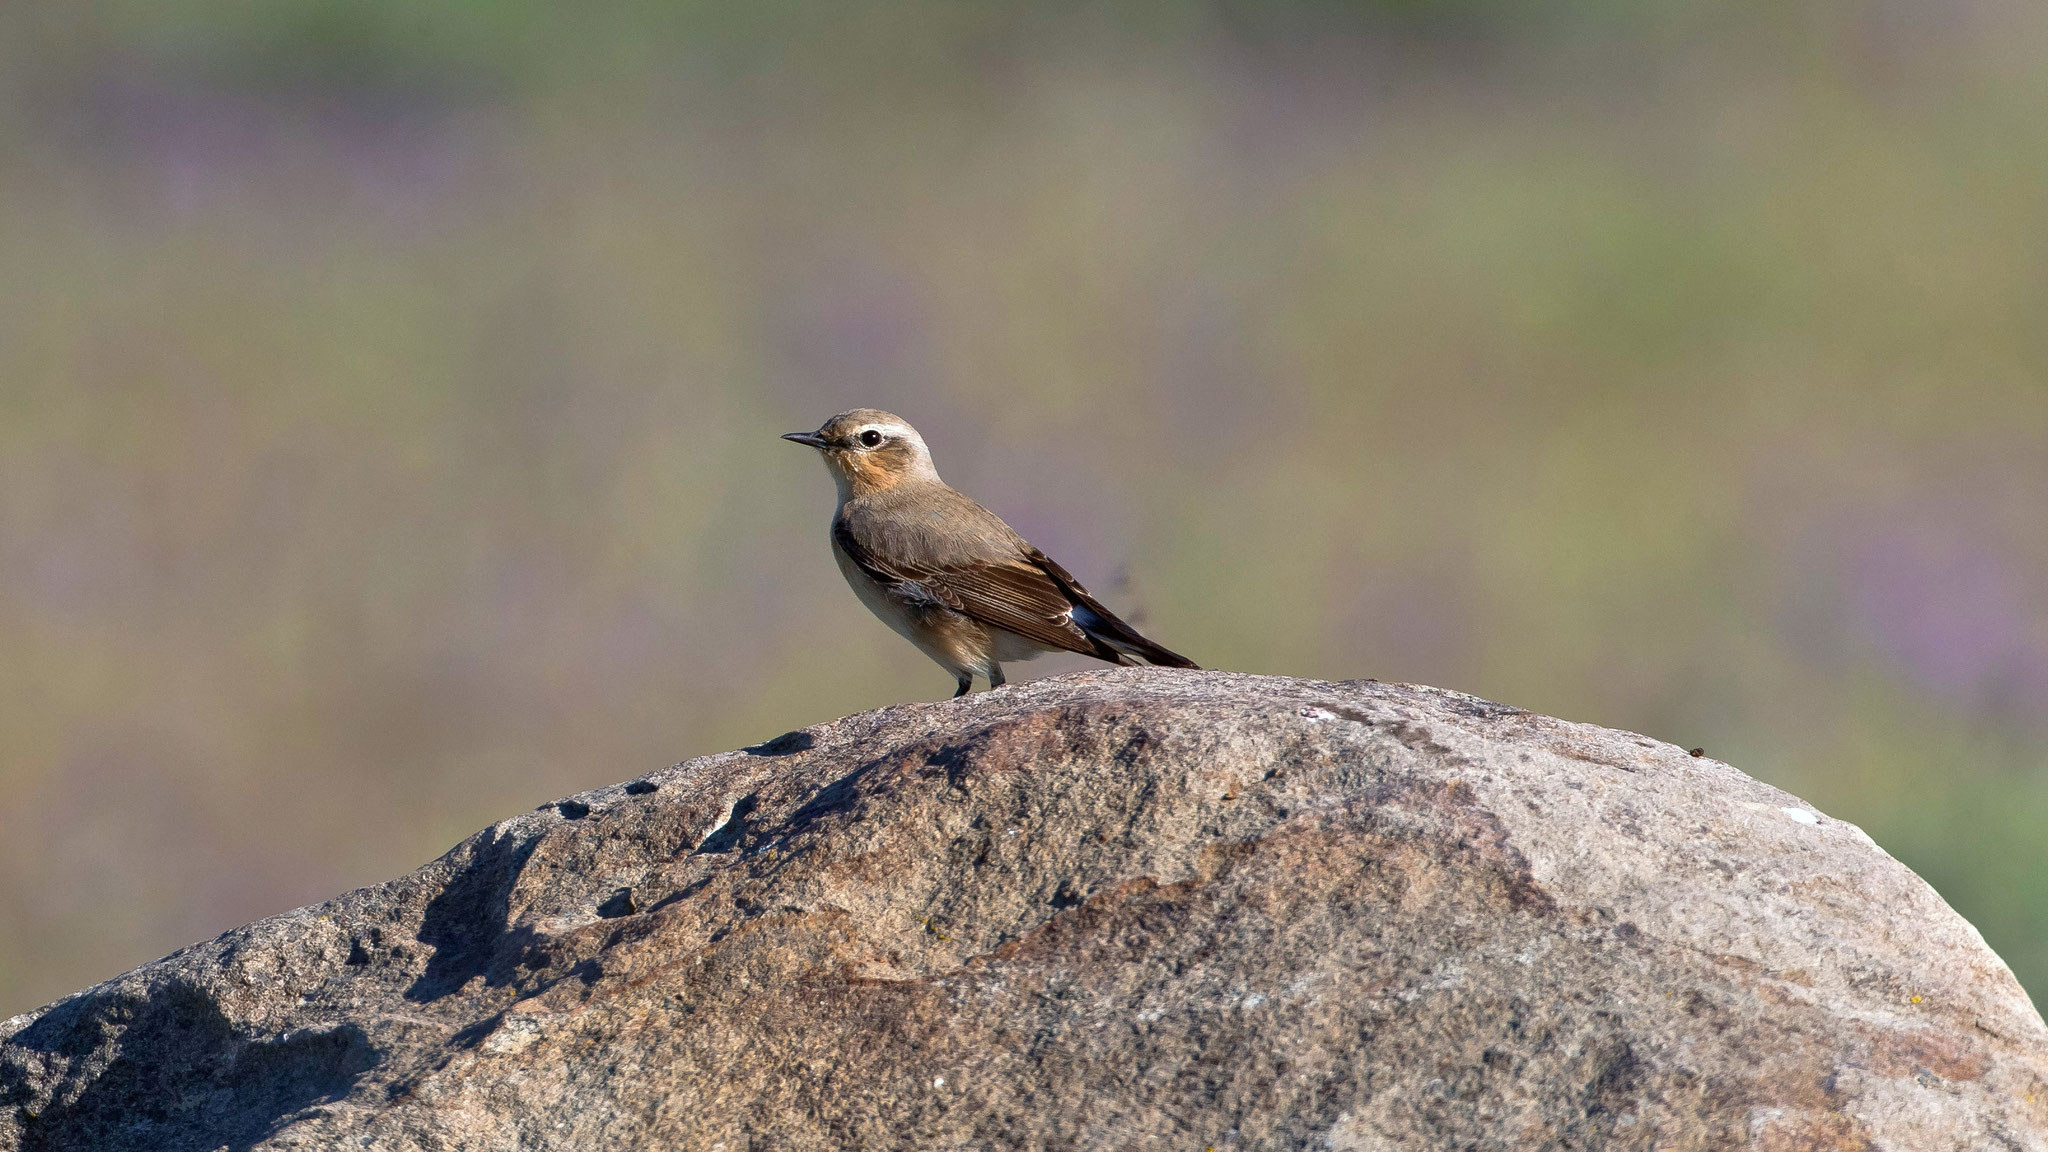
[3,670,2044,1151]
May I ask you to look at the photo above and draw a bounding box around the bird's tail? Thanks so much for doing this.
[1075,602,1201,668]
[1033,553,1199,669]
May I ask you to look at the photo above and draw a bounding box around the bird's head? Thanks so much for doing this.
[782,409,940,499]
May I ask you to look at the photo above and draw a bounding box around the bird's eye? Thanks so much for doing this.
[858,429,884,448]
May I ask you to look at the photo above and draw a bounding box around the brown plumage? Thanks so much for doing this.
[783,408,1198,698]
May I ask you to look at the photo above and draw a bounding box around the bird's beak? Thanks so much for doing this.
[781,431,828,449]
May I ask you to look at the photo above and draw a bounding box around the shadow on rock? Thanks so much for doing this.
[404,826,542,1002]
[12,982,375,1152]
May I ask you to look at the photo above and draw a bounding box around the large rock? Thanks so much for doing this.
[3,670,2044,1150]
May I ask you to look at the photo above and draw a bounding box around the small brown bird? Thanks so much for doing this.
[783,409,1199,697]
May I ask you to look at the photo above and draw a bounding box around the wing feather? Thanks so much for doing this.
[832,520,1118,660]
[1028,548,1199,668]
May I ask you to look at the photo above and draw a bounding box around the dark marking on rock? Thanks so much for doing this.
[403,828,542,1002]
[784,767,875,833]
[596,888,637,919]
[557,800,591,820]
[7,983,376,1152]
[1582,1040,1645,1118]
[450,1014,503,1051]
[745,730,814,757]
[624,780,659,795]
[1437,694,1530,720]
[1113,729,1152,767]
[694,796,757,855]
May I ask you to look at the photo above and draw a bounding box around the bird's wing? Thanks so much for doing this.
[831,518,1119,660]
[1026,548,1200,668]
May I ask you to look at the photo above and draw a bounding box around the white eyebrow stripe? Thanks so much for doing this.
[859,423,919,441]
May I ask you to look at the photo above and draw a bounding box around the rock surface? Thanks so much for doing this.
[3,670,2044,1151]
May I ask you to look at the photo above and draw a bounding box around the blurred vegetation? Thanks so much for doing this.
[1,0,2044,1017]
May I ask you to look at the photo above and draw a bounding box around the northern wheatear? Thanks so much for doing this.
[783,409,1198,697]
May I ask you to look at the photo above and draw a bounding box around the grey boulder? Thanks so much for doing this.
[3,670,2044,1150]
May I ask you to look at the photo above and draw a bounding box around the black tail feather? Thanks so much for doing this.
[1031,551,1200,669]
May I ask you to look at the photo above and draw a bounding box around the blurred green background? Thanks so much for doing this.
[1,0,2044,1019]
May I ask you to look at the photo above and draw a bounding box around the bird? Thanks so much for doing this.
[782,409,1199,698]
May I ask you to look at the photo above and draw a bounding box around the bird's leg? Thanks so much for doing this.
[952,675,973,699]
[989,664,1007,689]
